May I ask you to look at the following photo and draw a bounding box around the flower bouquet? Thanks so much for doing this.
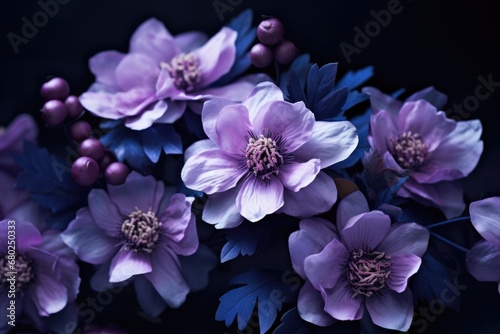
[2,2,500,333]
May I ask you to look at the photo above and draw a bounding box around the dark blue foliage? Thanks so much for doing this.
[213,9,255,87]
[13,141,88,229]
[216,269,299,334]
[279,54,312,98]
[220,221,273,262]
[273,308,309,334]
[335,66,374,91]
[412,253,462,312]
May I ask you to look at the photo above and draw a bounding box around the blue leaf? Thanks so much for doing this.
[220,222,273,262]
[306,64,321,105]
[273,308,309,334]
[314,87,349,120]
[287,72,308,104]
[216,269,298,334]
[335,66,374,91]
[342,90,370,112]
[314,63,338,106]
[140,128,163,163]
[280,54,311,98]
[412,253,461,312]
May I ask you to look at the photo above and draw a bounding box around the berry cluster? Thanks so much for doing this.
[40,77,129,187]
[250,17,299,68]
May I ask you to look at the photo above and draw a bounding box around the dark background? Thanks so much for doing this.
[2,0,500,333]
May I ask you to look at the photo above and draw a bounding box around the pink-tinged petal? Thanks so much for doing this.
[202,98,237,143]
[236,177,284,222]
[400,179,465,219]
[304,239,348,290]
[79,91,124,120]
[0,113,38,151]
[416,120,483,183]
[179,244,218,292]
[341,211,391,251]
[184,139,218,162]
[376,222,429,257]
[88,189,123,237]
[397,100,456,152]
[470,197,500,247]
[405,86,447,110]
[252,100,314,152]
[279,159,320,192]
[181,150,245,194]
[88,51,125,88]
[289,217,339,278]
[215,104,253,155]
[135,276,167,317]
[281,171,336,218]
[336,191,369,232]
[466,240,500,282]
[386,254,422,293]
[365,288,414,331]
[202,186,244,229]
[115,88,157,116]
[297,281,337,327]
[154,100,187,124]
[155,68,183,99]
[115,53,160,91]
[175,31,208,52]
[129,18,179,63]
[107,171,165,216]
[293,120,359,168]
[61,208,117,264]
[193,73,272,101]
[244,82,285,122]
[194,27,237,87]
[109,248,153,282]
[124,99,168,130]
[0,220,41,254]
[368,109,398,153]
[146,244,190,308]
[323,281,363,321]
[362,86,402,115]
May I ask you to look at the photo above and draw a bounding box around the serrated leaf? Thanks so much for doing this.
[220,222,271,262]
[335,65,374,91]
[216,269,298,334]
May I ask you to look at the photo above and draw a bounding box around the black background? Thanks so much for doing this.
[2,0,500,333]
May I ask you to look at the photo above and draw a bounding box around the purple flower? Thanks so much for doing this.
[365,87,483,218]
[288,191,429,331]
[0,221,80,333]
[80,18,267,130]
[181,82,359,228]
[466,197,500,293]
[61,171,200,316]
[0,114,38,176]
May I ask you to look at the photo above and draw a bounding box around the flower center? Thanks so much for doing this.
[389,131,429,169]
[0,253,35,293]
[347,249,391,298]
[161,53,200,92]
[121,208,162,253]
[245,133,284,181]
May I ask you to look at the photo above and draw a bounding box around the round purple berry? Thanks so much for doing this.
[257,18,285,46]
[68,121,92,142]
[250,43,273,68]
[71,156,99,186]
[99,151,116,171]
[104,162,130,185]
[41,100,69,127]
[40,77,70,101]
[274,40,300,65]
[65,95,84,118]
[78,138,106,162]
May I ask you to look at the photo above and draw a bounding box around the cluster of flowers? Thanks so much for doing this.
[1,9,499,334]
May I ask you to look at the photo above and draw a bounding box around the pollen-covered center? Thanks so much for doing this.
[347,250,391,298]
[245,134,284,181]
[161,52,200,92]
[121,208,162,253]
[389,131,429,169]
[0,253,35,292]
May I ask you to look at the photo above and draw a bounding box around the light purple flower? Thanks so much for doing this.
[288,191,429,331]
[61,171,200,316]
[365,87,483,219]
[0,221,80,333]
[466,197,500,293]
[181,82,359,228]
[80,18,267,130]
[0,114,38,176]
